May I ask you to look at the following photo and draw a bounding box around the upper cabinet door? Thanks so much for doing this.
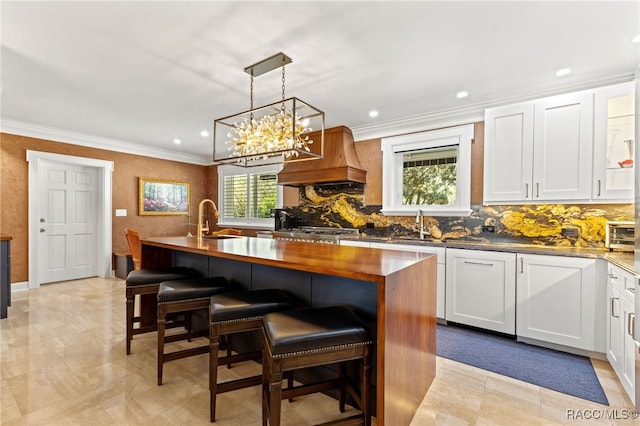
[592,82,635,202]
[483,103,534,203]
[532,92,594,201]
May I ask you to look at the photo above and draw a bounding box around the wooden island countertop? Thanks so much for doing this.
[142,235,432,282]
[141,236,437,426]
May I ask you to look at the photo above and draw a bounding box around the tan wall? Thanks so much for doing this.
[0,133,216,283]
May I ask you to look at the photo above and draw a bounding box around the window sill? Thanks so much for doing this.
[217,221,273,230]
[381,208,473,217]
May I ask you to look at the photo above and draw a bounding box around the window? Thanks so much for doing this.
[381,124,473,216]
[217,164,283,228]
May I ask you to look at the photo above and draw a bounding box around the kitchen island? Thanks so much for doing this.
[141,236,437,426]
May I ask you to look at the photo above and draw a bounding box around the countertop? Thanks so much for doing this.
[141,235,436,282]
[0,234,12,241]
[341,235,638,275]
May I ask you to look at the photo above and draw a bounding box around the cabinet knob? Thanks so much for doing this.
[39,228,45,233]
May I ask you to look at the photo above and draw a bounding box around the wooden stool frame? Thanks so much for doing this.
[261,332,372,426]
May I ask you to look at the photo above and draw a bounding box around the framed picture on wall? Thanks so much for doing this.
[138,177,190,216]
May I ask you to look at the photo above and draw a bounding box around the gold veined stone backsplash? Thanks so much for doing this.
[287,184,633,248]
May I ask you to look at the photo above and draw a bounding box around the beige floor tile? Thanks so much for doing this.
[2,277,638,426]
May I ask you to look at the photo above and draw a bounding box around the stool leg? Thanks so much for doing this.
[126,290,134,355]
[262,346,270,426]
[339,362,346,413]
[226,334,232,369]
[157,303,167,386]
[267,358,284,426]
[186,311,193,342]
[209,324,220,422]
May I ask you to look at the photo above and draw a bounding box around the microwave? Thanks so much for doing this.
[605,221,634,252]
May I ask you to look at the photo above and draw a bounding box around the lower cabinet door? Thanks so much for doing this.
[606,284,623,373]
[445,248,516,334]
[620,296,636,401]
[517,254,597,351]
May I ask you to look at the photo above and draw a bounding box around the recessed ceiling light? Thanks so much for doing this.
[173,138,182,145]
[555,68,571,77]
[369,110,379,118]
[200,130,209,137]
[456,91,468,99]
[632,34,640,43]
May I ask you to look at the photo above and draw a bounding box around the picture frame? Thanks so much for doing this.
[138,177,190,216]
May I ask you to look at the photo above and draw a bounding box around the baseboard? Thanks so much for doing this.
[11,281,29,292]
[517,336,607,361]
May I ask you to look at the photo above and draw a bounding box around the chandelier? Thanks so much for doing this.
[213,52,325,166]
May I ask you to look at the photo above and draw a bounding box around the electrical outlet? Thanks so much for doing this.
[562,227,579,238]
[481,225,495,233]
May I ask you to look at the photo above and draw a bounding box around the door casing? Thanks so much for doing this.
[27,150,113,288]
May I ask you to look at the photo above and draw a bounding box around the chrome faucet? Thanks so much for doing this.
[197,199,219,242]
[416,209,430,240]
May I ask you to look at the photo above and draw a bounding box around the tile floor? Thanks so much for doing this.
[1,277,637,425]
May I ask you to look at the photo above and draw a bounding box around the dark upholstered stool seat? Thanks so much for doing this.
[125,267,201,355]
[156,276,236,385]
[210,289,295,323]
[209,289,294,422]
[262,306,372,426]
[126,267,199,287]
[263,306,370,357]
[158,276,233,303]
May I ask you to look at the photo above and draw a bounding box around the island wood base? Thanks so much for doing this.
[141,236,436,425]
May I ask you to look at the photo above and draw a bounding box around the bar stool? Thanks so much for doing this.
[261,306,372,426]
[124,228,201,355]
[157,276,237,385]
[209,289,295,422]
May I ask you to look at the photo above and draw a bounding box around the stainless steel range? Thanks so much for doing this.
[271,226,360,244]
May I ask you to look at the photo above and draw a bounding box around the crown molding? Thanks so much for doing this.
[351,73,635,141]
[0,119,212,166]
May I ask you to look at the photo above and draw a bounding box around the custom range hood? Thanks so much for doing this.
[277,126,367,186]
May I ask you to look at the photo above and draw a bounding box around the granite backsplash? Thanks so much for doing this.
[285,183,633,248]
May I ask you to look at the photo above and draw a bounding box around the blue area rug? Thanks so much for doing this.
[437,324,609,405]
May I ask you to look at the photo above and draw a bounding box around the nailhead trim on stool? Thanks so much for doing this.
[261,306,372,426]
[209,289,294,422]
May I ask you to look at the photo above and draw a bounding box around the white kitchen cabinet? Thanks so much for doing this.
[484,91,594,204]
[516,254,600,351]
[592,82,635,202]
[445,248,516,334]
[483,103,534,202]
[606,283,623,376]
[606,263,636,401]
[369,242,446,320]
[620,295,636,400]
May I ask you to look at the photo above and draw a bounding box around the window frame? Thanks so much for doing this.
[381,124,474,216]
[217,163,283,229]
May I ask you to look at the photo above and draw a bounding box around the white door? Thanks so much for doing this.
[38,161,98,283]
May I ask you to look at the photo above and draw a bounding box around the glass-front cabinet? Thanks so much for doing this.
[593,81,635,201]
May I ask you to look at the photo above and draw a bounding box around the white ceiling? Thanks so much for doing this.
[1,1,639,165]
